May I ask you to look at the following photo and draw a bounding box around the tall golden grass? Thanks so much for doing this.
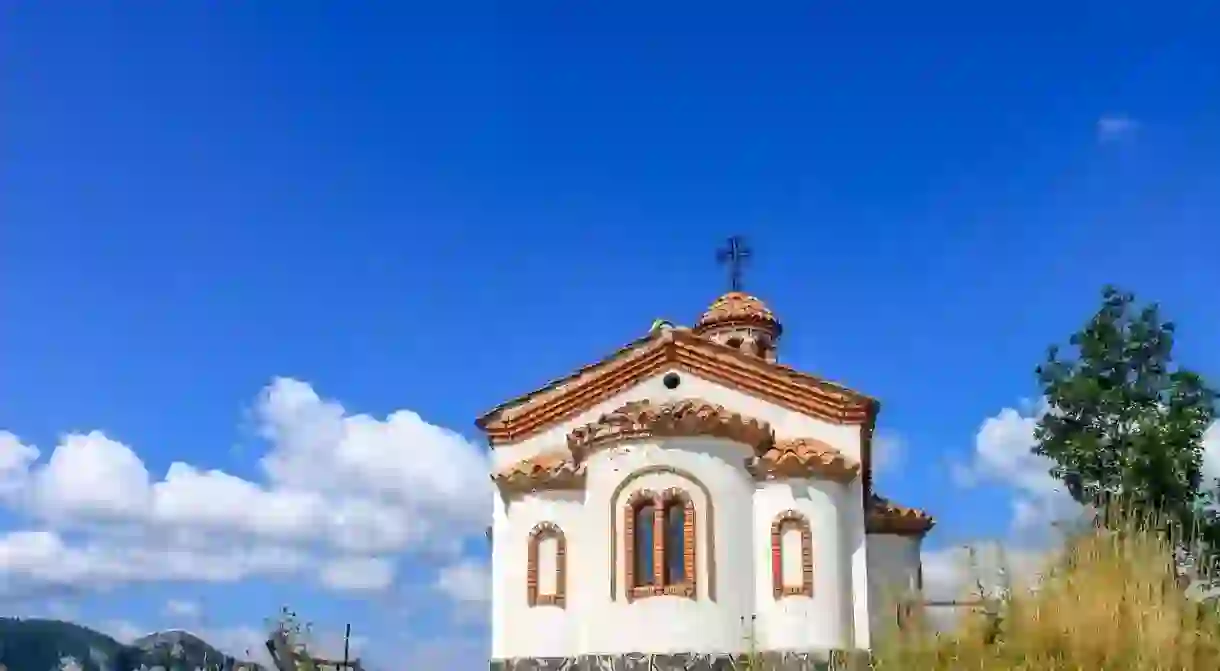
[870,512,1220,670]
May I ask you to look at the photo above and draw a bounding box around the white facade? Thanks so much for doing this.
[488,368,928,659]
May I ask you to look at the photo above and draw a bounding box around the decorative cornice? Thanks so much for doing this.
[476,327,874,447]
[748,437,860,483]
[867,494,935,537]
[567,398,773,460]
[492,453,585,493]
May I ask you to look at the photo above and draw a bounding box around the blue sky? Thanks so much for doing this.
[3,1,1220,666]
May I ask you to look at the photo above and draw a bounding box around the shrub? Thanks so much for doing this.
[870,511,1220,670]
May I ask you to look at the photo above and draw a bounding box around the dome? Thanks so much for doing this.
[693,291,783,362]
[694,291,782,336]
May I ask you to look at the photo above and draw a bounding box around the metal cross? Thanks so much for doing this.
[716,235,751,292]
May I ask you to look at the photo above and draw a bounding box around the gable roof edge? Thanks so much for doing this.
[480,330,878,446]
[474,329,664,430]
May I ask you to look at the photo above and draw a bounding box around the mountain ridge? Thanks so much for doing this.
[0,618,266,670]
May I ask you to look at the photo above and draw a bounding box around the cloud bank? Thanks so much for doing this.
[0,378,492,601]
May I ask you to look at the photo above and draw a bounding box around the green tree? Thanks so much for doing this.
[1034,285,1219,559]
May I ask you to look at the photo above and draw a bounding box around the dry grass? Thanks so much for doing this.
[870,513,1220,670]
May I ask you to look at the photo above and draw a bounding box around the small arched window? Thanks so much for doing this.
[771,510,813,598]
[527,522,566,607]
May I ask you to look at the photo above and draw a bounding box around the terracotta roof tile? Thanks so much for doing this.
[476,330,664,428]
[475,311,884,508]
[492,452,585,492]
[867,494,935,536]
[476,327,876,442]
[695,291,782,335]
[566,398,773,459]
[749,437,860,482]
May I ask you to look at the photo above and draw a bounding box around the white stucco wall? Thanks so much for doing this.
[582,437,756,654]
[490,368,876,658]
[865,534,924,637]
[492,487,584,659]
[752,480,852,651]
[846,480,871,650]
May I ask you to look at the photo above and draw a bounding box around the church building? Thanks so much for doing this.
[479,276,934,669]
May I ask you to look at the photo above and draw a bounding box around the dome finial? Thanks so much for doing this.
[695,239,782,361]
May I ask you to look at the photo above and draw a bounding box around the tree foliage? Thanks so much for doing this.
[1034,285,1219,554]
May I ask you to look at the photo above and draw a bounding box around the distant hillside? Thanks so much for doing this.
[0,618,265,670]
[131,629,254,670]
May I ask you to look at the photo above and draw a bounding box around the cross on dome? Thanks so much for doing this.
[696,237,782,361]
[716,235,751,292]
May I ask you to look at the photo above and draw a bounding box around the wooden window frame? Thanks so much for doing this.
[527,522,566,608]
[771,509,814,599]
[624,487,696,602]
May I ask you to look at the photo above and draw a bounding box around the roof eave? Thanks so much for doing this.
[476,327,878,444]
[474,329,666,430]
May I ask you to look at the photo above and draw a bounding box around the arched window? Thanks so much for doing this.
[771,510,813,598]
[663,500,686,584]
[625,490,658,594]
[633,499,656,587]
[527,522,566,607]
[624,487,697,601]
[659,488,696,598]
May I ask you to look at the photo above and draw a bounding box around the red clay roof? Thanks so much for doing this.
[867,494,935,536]
[750,437,860,482]
[475,327,876,445]
[694,291,782,336]
[492,452,585,492]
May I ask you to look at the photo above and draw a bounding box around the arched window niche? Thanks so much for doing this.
[527,522,566,608]
[623,487,697,601]
[771,510,813,598]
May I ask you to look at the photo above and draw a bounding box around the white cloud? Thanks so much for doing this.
[163,598,201,619]
[255,378,491,526]
[953,403,1081,535]
[31,431,152,521]
[0,378,492,601]
[1097,113,1139,142]
[0,529,310,588]
[435,558,491,605]
[0,431,39,497]
[319,556,396,592]
[1203,421,1220,485]
[919,543,1051,630]
[922,543,1047,602]
[956,402,1220,535]
[872,431,905,474]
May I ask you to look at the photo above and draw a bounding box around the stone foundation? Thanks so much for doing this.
[491,650,862,670]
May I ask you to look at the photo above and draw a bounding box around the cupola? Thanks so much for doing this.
[693,291,782,362]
